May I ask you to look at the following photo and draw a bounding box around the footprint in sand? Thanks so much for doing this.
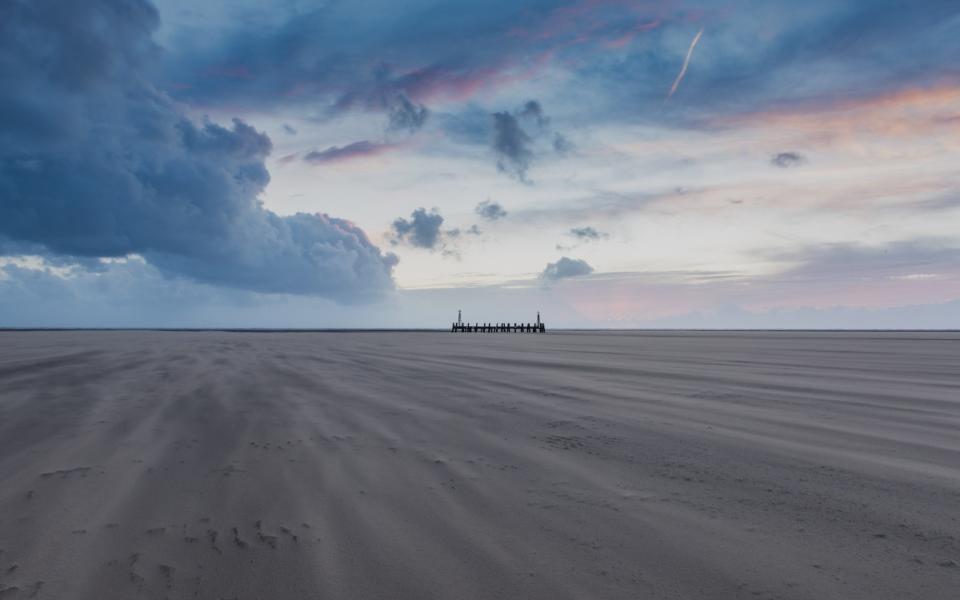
[231,527,248,549]
[254,521,275,547]
[158,564,176,589]
[127,553,145,589]
[39,466,92,480]
[206,529,222,554]
[279,526,299,544]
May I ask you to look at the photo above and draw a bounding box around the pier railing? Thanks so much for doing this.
[452,322,546,333]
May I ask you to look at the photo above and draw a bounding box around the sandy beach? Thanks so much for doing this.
[0,330,957,599]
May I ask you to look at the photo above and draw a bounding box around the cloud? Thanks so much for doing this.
[159,0,670,116]
[437,106,492,145]
[0,257,406,329]
[492,111,534,182]
[541,257,594,282]
[303,140,394,165]
[155,0,960,137]
[475,200,507,221]
[489,99,571,181]
[0,0,396,302]
[387,93,429,133]
[768,240,960,282]
[569,226,608,241]
[553,133,573,155]
[519,100,549,130]
[770,152,807,168]
[391,208,445,250]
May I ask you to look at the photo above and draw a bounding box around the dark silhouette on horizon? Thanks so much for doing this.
[452,311,545,333]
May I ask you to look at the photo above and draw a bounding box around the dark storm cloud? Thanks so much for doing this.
[541,257,594,282]
[391,208,445,250]
[475,200,507,221]
[770,152,806,168]
[0,0,396,302]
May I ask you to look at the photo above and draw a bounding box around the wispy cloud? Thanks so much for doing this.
[303,141,396,165]
[569,226,609,241]
[770,152,806,168]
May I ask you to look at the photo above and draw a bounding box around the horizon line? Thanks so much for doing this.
[2,328,959,333]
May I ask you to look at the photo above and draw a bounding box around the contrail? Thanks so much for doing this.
[666,27,704,100]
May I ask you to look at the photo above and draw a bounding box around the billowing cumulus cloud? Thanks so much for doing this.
[0,0,396,302]
[475,200,507,221]
[541,257,594,282]
[770,152,807,168]
[391,208,445,250]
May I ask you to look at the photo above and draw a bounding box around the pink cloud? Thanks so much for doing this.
[715,83,960,142]
[392,1,674,104]
[276,152,300,165]
[303,140,400,166]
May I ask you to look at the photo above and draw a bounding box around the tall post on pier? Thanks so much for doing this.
[458,310,462,325]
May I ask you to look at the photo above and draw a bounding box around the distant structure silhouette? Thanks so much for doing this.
[452,311,546,333]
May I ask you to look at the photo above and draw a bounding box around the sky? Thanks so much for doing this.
[1,0,959,328]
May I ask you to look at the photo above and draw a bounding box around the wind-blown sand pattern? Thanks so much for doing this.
[0,331,958,599]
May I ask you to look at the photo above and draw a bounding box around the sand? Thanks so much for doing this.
[0,330,957,599]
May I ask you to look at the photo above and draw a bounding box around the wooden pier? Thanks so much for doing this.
[451,311,546,333]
